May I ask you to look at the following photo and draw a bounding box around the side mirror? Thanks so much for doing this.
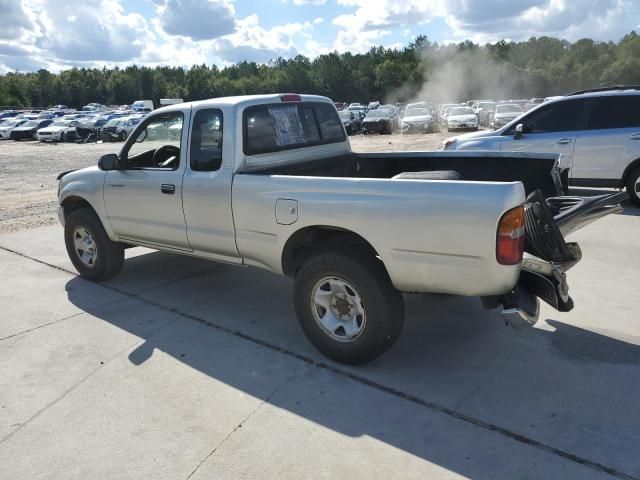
[514,123,523,140]
[98,153,119,171]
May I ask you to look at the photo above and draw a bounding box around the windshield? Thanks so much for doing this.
[21,121,38,127]
[105,119,121,127]
[366,110,389,119]
[1,121,21,128]
[477,102,496,110]
[51,121,70,127]
[339,111,352,120]
[449,107,474,115]
[496,104,522,113]
[404,108,430,117]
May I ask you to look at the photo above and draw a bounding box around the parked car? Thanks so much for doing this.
[441,87,640,205]
[446,107,479,132]
[525,98,545,111]
[0,119,28,139]
[474,101,496,126]
[362,108,394,134]
[490,104,523,129]
[367,101,380,110]
[9,119,53,140]
[36,120,78,142]
[339,110,361,135]
[131,100,154,112]
[0,110,21,120]
[101,116,143,141]
[401,107,434,133]
[57,93,624,364]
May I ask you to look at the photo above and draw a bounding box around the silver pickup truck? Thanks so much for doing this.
[57,94,625,364]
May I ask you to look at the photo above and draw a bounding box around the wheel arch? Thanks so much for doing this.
[281,225,382,278]
[621,157,640,185]
[61,195,99,218]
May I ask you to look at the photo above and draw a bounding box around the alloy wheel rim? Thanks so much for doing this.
[310,276,366,343]
[73,226,98,268]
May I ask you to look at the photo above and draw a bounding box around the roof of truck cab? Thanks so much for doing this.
[154,94,334,114]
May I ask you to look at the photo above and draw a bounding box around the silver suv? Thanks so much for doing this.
[442,87,640,205]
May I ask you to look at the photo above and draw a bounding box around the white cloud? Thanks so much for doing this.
[293,0,327,5]
[155,0,236,41]
[313,17,324,24]
[33,0,153,62]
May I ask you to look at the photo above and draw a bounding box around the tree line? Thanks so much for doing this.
[1,31,639,109]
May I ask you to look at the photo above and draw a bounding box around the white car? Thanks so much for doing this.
[491,104,524,129]
[36,120,78,142]
[446,107,478,132]
[0,119,27,139]
[441,88,640,205]
[401,108,434,133]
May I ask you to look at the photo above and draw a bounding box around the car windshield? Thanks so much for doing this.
[105,119,121,127]
[51,121,70,127]
[497,104,522,113]
[450,107,474,115]
[21,121,38,127]
[477,102,496,110]
[405,108,430,117]
[2,121,21,128]
[366,110,388,119]
[339,111,352,120]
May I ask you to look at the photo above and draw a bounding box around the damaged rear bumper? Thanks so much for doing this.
[483,190,626,328]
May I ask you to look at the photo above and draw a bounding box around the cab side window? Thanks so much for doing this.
[518,99,585,134]
[190,109,223,172]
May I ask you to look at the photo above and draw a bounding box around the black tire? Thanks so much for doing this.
[626,166,640,206]
[60,132,66,142]
[64,208,124,281]
[293,244,404,364]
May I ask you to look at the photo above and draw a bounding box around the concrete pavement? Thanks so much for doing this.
[1,207,639,479]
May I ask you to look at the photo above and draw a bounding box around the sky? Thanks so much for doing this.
[0,0,639,73]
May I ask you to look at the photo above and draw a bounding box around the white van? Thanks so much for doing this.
[131,100,154,112]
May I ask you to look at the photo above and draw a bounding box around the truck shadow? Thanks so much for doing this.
[64,252,640,478]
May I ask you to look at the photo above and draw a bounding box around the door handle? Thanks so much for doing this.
[555,138,574,145]
[161,184,175,194]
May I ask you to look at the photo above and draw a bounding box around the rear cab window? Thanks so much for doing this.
[243,101,345,156]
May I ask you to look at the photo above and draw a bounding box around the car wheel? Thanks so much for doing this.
[625,166,640,206]
[64,208,125,281]
[60,132,66,142]
[293,244,404,364]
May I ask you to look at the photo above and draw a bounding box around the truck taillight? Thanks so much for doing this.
[280,94,301,102]
[496,205,525,265]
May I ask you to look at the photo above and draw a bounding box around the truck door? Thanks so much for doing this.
[181,107,241,263]
[103,109,191,250]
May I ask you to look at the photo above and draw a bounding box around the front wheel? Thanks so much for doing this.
[293,247,404,364]
[64,208,124,281]
[626,166,640,206]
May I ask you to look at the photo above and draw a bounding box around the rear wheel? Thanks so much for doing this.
[626,166,640,206]
[293,245,404,364]
[64,208,124,281]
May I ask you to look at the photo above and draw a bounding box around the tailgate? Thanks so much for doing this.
[484,189,627,328]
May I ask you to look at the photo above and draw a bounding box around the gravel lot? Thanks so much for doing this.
[0,131,453,233]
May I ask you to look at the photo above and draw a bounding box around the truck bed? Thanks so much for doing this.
[242,151,563,198]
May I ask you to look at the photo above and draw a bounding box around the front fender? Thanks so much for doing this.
[58,170,116,240]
